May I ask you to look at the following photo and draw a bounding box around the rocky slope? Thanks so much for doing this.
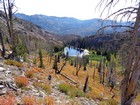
[0,56,98,105]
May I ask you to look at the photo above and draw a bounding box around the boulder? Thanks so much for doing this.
[0,85,4,89]
[0,67,6,72]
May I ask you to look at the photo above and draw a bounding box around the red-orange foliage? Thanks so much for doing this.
[0,92,16,105]
[15,76,29,87]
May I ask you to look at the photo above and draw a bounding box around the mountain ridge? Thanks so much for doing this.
[15,13,128,37]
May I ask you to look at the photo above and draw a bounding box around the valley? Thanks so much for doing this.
[0,0,140,104]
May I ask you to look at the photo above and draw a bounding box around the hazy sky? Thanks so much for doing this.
[15,0,135,20]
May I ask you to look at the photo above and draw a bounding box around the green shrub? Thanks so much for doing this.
[38,49,45,69]
[34,83,51,94]
[58,83,71,94]
[59,83,85,98]
[23,53,27,62]
[90,54,104,61]
[69,88,85,98]
[75,89,85,97]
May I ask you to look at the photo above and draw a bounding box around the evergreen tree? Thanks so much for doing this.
[39,49,45,68]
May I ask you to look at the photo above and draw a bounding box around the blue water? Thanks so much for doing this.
[64,47,82,57]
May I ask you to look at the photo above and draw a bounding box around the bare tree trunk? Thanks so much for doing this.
[57,61,66,74]
[0,32,5,58]
[53,55,58,74]
[3,0,18,59]
[76,60,81,76]
[121,4,140,105]
[102,64,105,84]
[102,59,106,84]
[83,75,89,93]
[98,60,103,83]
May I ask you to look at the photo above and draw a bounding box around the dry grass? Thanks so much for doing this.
[5,59,23,67]
[27,55,140,103]
[15,76,29,88]
[25,70,34,78]
[100,98,119,105]
[25,67,46,78]
[33,82,51,94]
[22,95,36,105]
[44,96,54,105]
[133,93,140,105]
[58,60,121,102]
[22,95,55,105]
[30,67,44,73]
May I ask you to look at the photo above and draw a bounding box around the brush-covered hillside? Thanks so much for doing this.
[0,11,63,53]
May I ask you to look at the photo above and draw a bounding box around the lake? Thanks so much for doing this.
[64,47,89,57]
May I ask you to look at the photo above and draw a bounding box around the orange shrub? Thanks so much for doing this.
[15,76,29,87]
[44,96,54,105]
[29,67,43,73]
[22,96,35,105]
[25,67,44,78]
[0,92,16,105]
[25,70,34,78]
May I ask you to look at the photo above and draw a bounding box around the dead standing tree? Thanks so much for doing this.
[1,0,18,58]
[98,59,104,84]
[0,31,5,57]
[97,0,140,104]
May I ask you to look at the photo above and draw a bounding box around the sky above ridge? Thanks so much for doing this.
[15,0,135,20]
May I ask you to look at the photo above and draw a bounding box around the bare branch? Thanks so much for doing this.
[100,0,114,17]
[113,0,119,7]
[105,7,138,20]
[96,0,104,11]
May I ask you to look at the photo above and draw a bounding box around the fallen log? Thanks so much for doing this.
[60,73,78,84]
[7,82,17,91]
